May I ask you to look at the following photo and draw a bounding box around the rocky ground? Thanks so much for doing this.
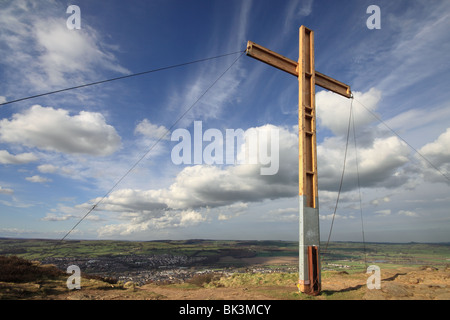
[361,266,450,300]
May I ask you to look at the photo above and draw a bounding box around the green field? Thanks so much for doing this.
[0,238,448,271]
[321,241,450,272]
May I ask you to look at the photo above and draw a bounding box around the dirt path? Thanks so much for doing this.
[59,281,295,300]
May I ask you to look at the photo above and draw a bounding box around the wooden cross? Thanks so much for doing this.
[246,26,352,295]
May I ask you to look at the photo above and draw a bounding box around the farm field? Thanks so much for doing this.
[1,238,448,271]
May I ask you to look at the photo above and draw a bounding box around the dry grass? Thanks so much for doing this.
[0,255,64,283]
[186,273,220,287]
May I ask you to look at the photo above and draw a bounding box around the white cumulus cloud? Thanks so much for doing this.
[0,105,121,156]
[0,150,38,164]
[419,128,450,178]
[316,88,382,136]
[135,119,169,140]
[0,186,14,195]
[26,175,51,183]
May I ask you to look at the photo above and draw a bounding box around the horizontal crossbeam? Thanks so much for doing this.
[246,41,352,98]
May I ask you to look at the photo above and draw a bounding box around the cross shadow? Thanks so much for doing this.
[321,272,407,295]
[382,273,407,282]
[321,284,365,295]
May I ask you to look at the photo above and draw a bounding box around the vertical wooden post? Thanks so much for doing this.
[298,26,321,295]
[245,26,352,296]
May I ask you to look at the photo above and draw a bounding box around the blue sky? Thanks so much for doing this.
[0,0,449,242]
